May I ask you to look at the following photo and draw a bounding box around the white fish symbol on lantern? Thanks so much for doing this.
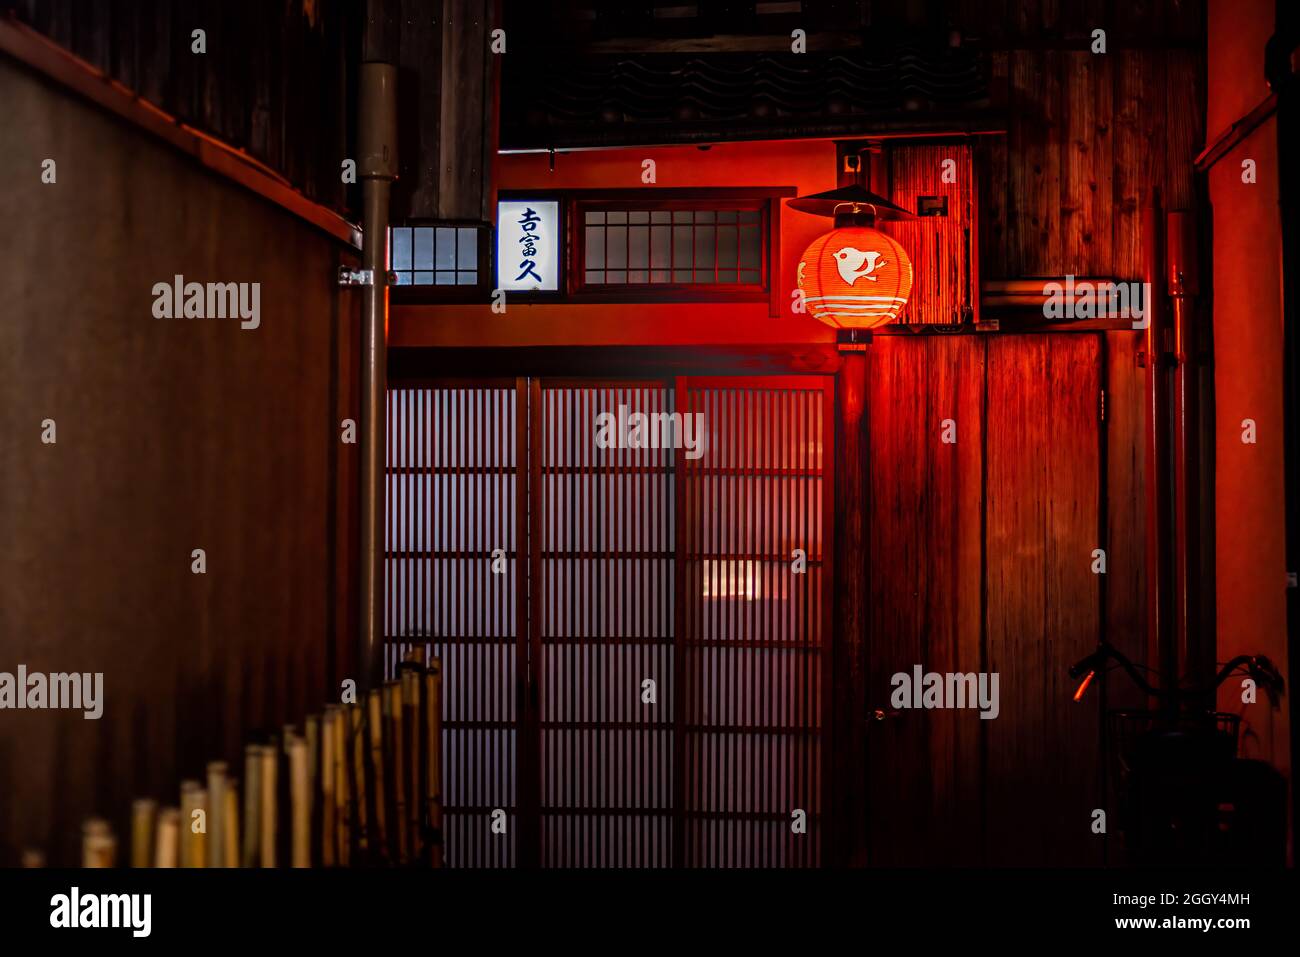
[834,247,888,285]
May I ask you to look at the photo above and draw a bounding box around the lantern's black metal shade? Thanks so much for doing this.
[787,184,917,220]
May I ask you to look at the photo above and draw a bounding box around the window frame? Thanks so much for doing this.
[499,187,794,316]
[387,220,493,305]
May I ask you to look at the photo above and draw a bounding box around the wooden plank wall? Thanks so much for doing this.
[393,0,500,224]
[866,336,985,866]
[973,47,1204,280]
[866,334,1111,866]
[886,145,974,326]
[4,0,360,215]
[983,336,1103,866]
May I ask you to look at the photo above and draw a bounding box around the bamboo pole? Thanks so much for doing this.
[154,808,179,867]
[259,744,277,868]
[179,780,199,868]
[335,707,351,866]
[130,799,157,868]
[321,706,337,867]
[385,680,406,863]
[207,761,228,868]
[288,732,310,867]
[224,780,240,868]
[368,688,387,858]
[305,714,320,865]
[190,788,208,868]
[81,818,116,868]
[425,658,443,867]
[241,744,262,867]
[403,663,421,862]
[350,703,368,856]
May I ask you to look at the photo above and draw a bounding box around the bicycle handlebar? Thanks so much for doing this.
[1069,641,1285,703]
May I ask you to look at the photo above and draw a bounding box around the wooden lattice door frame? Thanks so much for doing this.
[386,373,834,868]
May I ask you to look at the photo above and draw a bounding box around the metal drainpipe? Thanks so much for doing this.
[1141,197,1176,709]
[1167,211,1209,700]
[358,62,398,693]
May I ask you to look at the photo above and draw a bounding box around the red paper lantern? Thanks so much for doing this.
[797,225,913,329]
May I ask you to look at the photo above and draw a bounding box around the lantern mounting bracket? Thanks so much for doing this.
[836,328,874,352]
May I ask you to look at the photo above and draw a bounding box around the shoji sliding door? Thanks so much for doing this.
[386,375,832,868]
[675,377,832,867]
[532,381,677,866]
[385,383,522,868]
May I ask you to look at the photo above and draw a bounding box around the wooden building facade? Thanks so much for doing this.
[2,0,1294,870]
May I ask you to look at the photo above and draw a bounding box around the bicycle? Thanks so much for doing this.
[1068,641,1287,866]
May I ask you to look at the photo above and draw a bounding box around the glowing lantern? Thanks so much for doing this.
[797,223,913,329]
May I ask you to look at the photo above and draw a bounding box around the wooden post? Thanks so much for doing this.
[832,333,871,866]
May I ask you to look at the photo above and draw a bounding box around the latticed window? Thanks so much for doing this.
[579,202,765,289]
[389,225,483,286]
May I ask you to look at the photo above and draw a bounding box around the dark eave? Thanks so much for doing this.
[501,47,997,150]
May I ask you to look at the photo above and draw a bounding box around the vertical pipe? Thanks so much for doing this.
[358,62,399,693]
[1167,211,1209,695]
[1141,198,1175,705]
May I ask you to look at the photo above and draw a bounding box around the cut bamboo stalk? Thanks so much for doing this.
[179,780,199,868]
[403,664,422,862]
[367,689,387,857]
[20,849,46,868]
[206,761,228,868]
[154,808,179,867]
[305,714,320,865]
[241,744,262,867]
[288,732,310,867]
[81,818,116,868]
[334,706,350,866]
[190,788,208,868]
[130,798,157,868]
[350,703,368,855]
[385,680,406,863]
[224,780,240,868]
[425,658,443,868]
[321,706,337,867]
[259,744,278,868]
[281,728,297,867]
